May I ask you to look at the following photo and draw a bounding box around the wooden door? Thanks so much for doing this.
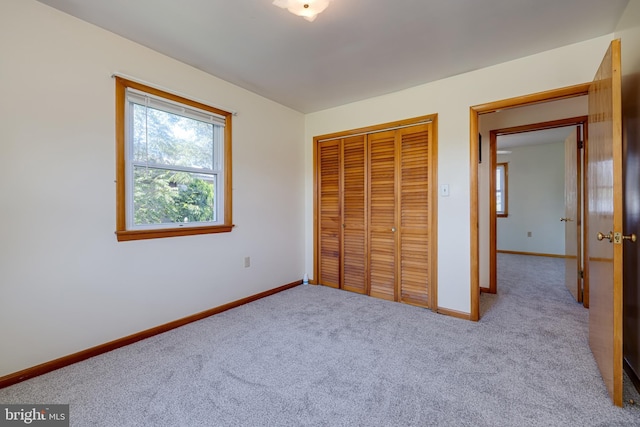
[341,135,367,294]
[564,126,582,302]
[398,124,432,307]
[317,140,341,288]
[621,24,640,404]
[587,39,623,407]
[368,130,397,301]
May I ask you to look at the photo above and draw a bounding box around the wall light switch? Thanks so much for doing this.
[440,184,450,197]
[244,257,251,268]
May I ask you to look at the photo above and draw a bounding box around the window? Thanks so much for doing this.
[115,77,233,241]
[496,162,508,217]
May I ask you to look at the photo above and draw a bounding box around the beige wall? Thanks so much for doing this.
[305,36,613,313]
[0,0,306,376]
[496,142,566,255]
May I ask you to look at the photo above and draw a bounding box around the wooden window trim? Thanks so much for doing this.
[115,77,233,241]
[496,162,508,218]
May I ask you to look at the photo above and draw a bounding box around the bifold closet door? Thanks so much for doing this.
[341,135,367,294]
[316,120,434,308]
[317,140,341,288]
[368,130,397,301]
[398,124,431,307]
[367,125,432,306]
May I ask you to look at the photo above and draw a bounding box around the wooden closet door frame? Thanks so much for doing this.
[313,114,438,310]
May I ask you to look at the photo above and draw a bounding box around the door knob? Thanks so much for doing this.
[597,231,613,242]
[391,227,396,232]
[560,218,573,222]
[623,233,637,243]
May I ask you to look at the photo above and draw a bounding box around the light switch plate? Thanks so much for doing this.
[440,184,450,197]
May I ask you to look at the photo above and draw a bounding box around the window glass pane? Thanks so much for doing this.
[133,166,215,225]
[496,164,507,214]
[132,104,215,170]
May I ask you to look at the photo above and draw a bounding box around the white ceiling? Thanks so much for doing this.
[36,0,629,113]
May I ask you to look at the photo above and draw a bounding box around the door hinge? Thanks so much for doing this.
[580,270,584,279]
[578,140,584,149]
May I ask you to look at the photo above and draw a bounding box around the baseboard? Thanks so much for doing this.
[0,280,301,389]
[497,250,566,259]
[624,357,640,393]
[437,307,472,321]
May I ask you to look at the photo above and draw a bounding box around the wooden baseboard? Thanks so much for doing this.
[497,250,566,259]
[624,357,640,394]
[0,280,301,389]
[437,307,472,321]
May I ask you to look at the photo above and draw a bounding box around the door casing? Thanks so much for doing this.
[484,117,588,295]
[470,83,591,320]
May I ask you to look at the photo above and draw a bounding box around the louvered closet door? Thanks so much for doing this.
[368,130,397,301]
[398,124,431,308]
[318,140,341,288]
[341,135,367,294]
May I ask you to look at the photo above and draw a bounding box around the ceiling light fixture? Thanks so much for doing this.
[273,0,332,22]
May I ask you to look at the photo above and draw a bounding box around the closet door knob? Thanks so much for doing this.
[391,227,396,233]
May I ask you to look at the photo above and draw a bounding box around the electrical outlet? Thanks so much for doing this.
[244,257,251,268]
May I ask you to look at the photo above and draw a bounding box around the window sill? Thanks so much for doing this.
[116,224,233,242]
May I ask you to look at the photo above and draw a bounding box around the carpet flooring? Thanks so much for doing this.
[1,254,640,426]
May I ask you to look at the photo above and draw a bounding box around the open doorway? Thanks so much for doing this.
[470,41,632,406]
[485,116,588,302]
[468,83,590,321]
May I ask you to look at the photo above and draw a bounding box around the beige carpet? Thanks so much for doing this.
[1,253,639,426]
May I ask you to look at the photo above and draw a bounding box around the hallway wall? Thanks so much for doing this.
[496,142,566,255]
